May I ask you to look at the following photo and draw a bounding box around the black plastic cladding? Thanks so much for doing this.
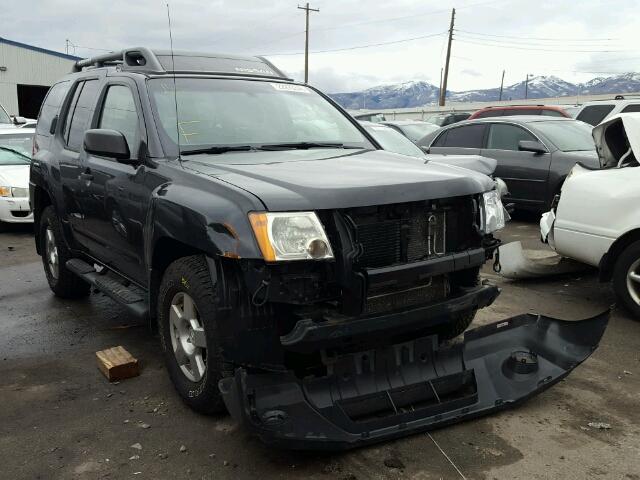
[219,310,610,450]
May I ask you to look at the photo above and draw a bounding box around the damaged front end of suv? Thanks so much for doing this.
[201,163,607,450]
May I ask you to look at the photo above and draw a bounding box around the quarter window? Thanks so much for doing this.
[621,104,640,113]
[36,81,70,136]
[98,85,140,155]
[486,124,537,151]
[576,104,615,126]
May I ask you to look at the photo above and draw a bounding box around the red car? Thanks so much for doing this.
[469,105,571,119]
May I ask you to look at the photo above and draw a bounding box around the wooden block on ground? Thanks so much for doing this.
[96,346,140,382]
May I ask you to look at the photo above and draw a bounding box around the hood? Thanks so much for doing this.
[0,164,29,188]
[428,154,497,176]
[185,148,494,211]
[592,113,640,168]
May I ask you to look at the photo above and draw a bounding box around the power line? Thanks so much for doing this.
[455,31,623,48]
[455,28,617,42]
[263,31,446,56]
[456,38,631,53]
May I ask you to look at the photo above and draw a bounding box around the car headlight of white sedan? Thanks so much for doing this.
[480,190,506,233]
[249,211,334,262]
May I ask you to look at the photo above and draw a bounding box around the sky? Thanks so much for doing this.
[2,0,640,93]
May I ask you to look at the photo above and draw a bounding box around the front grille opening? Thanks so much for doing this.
[11,211,30,218]
[364,276,449,315]
[338,370,478,424]
[344,197,477,270]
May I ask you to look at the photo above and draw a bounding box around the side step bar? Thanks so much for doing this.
[66,259,149,319]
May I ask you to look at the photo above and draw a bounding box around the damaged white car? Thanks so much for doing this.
[541,113,640,316]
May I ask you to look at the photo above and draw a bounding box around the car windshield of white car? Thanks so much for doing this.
[534,120,595,152]
[0,134,32,165]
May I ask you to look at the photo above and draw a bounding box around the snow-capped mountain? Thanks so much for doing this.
[329,74,640,109]
[331,80,440,109]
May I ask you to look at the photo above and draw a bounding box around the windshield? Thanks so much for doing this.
[0,132,33,165]
[0,105,11,124]
[148,78,371,156]
[364,124,424,158]
[534,120,595,152]
[398,123,439,142]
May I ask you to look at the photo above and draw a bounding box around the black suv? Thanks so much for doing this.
[30,48,607,450]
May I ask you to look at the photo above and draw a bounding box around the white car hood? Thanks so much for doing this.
[0,164,30,188]
[593,113,640,168]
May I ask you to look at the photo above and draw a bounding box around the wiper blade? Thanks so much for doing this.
[180,145,254,156]
[259,142,356,150]
[0,146,31,161]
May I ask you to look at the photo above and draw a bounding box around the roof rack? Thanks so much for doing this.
[72,47,291,80]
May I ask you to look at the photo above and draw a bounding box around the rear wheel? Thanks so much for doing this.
[39,206,90,298]
[157,255,233,414]
[612,240,640,318]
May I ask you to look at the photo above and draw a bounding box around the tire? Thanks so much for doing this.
[435,309,477,341]
[157,255,233,414]
[39,206,91,298]
[612,240,640,318]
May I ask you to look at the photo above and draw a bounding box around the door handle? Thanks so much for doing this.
[80,172,94,181]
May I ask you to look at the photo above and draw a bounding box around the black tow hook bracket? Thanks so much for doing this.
[251,280,270,307]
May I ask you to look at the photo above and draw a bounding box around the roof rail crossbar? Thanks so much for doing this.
[72,47,164,73]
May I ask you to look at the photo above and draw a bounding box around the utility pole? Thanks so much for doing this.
[439,8,455,106]
[498,70,505,101]
[439,67,443,96]
[525,73,531,100]
[298,3,319,83]
[65,39,70,55]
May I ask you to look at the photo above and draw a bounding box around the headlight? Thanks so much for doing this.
[249,211,334,262]
[0,186,10,197]
[480,190,506,233]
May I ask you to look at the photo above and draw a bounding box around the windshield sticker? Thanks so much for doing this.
[270,83,311,94]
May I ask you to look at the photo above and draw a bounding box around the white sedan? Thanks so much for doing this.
[0,128,34,226]
[541,113,640,316]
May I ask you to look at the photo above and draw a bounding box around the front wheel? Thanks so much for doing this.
[612,240,640,318]
[157,255,233,414]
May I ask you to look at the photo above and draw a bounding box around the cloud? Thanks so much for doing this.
[1,0,637,92]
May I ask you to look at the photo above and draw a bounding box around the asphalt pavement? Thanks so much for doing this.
[1,218,639,480]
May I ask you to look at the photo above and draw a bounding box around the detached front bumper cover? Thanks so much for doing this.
[219,310,609,450]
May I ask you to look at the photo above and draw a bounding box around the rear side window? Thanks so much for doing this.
[98,85,140,156]
[474,110,503,119]
[439,125,486,148]
[502,109,540,116]
[542,109,566,117]
[621,104,640,113]
[65,80,100,151]
[577,104,615,126]
[486,123,537,150]
[36,81,70,136]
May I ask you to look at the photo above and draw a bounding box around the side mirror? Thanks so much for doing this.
[421,146,431,154]
[84,129,132,162]
[12,116,27,125]
[518,140,548,154]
